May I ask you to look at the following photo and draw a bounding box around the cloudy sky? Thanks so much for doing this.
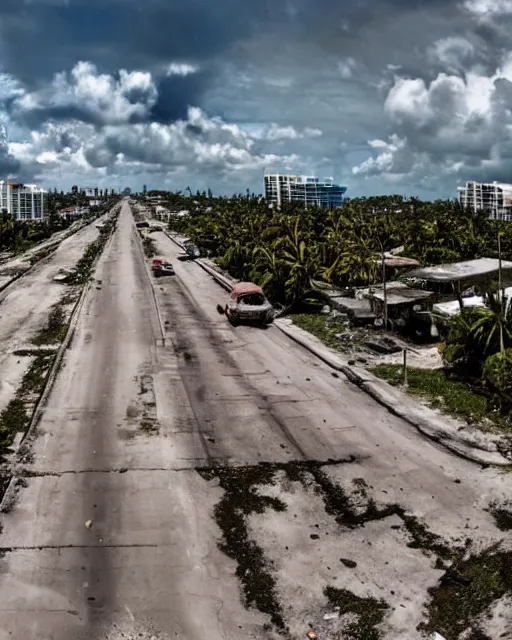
[1,0,512,198]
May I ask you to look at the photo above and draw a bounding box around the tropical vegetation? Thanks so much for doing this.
[137,190,512,306]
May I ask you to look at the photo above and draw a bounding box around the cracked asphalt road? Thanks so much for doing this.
[0,201,510,640]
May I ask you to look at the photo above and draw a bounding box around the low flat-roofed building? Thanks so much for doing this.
[403,257,512,287]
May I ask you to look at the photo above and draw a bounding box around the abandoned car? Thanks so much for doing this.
[219,282,274,325]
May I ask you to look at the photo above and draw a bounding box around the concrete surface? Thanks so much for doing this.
[0,206,510,639]
[0,214,108,415]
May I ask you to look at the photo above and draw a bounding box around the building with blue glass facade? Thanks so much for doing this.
[264,174,347,209]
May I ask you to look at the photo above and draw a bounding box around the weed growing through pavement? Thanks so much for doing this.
[488,501,512,531]
[324,586,389,640]
[418,545,512,640]
[198,464,289,632]
[0,352,54,455]
[198,459,511,637]
[141,234,157,258]
[139,420,159,435]
[31,305,67,345]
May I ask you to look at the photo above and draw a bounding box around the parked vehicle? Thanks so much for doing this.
[218,282,274,326]
[151,257,164,274]
[136,221,150,228]
[151,257,174,277]
[177,239,201,261]
[156,261,175,276]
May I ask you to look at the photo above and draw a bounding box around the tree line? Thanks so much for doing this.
[145,191,512,307]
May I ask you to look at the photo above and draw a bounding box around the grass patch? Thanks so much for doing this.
[141,234,157,258]
[488,502,512,531]
[371,364,508,429]
[419,547,512,640]
[67,214,118,285]
[0,352,54,453]
[324,586,389,640]
[291,312,366,353]
[31,305,67,345]
[199,464,288,631]
[139,420,159,435]
[12,348,55,357]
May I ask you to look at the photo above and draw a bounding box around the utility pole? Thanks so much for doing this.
[377,236,388,329]
[498,223,503,303]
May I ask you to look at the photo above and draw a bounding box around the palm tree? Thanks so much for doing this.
[471,293,512,355]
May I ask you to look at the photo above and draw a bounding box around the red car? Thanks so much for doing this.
[151,257,164,273]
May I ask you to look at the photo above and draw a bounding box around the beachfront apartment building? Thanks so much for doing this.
[264,174,347,209]
[457,181,512,221]
[0,180,48,221]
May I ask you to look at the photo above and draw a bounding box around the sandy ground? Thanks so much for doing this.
[0,206,509,639]
[0,215,107,413]
[366,344,444,370]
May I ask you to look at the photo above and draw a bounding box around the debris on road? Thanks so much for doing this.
[340,558,357,568]
[323,611,340,621]
[85,520,93,529]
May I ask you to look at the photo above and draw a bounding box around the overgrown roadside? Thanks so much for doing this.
[0,208,120,505]
[199,460,512,639]
[372,364,511,434]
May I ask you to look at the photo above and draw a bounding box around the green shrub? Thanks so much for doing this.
[483,349,512,414]
[440,308,489,377]
[441,300,512,378]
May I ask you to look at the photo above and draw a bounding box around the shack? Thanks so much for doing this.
[362,281,435,328]
[403,258,512,307]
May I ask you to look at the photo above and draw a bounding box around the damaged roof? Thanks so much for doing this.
[366,282,435,306]
[403,257,512,283]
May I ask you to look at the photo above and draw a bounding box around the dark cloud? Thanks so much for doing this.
[151,71,211,124]
[0,124,19,175]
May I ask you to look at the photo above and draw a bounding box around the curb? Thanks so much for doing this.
[0,214,119,512]
[162,233,511,467]
[133,223,166,346]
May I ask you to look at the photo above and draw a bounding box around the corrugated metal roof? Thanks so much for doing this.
[403,258,512,282]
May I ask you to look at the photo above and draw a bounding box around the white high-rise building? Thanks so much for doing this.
[457,181,512,221]
[0,181,48,221]
[264,174,347,209]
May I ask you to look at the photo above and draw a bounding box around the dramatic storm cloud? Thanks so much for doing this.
[1,0,512,196]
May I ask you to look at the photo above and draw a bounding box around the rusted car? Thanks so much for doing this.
[151,257,164,274]
[218,282,274,326]
[156,261,175,276]
[151,257,174,276]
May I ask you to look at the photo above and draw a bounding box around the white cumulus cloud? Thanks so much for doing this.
[11,61,158,126]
